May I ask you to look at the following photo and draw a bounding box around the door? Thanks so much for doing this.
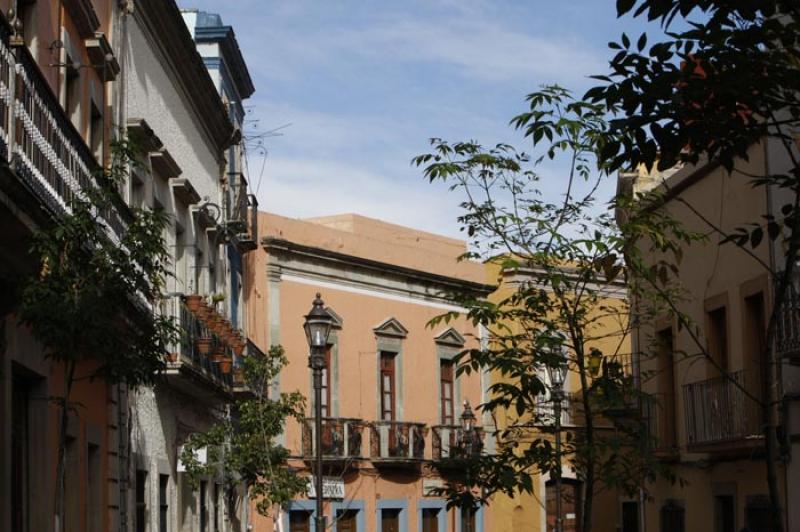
[422,508,439,532]
[289,511,311,532]
[621,501,639,532]
[337,509,358,532]
[546,479,581,532]
[381,508,400,532]
[380,352,396,421]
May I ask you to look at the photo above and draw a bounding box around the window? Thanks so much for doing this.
[11,378,30,532]
[199,480,207,532]
[461,507,476,532]
[422,508,440,532]
[87,443,102,532]
[289,510,311,532]
[174,225,186,292]
[621,501,639,532]
[656,328,676,448]
[89,101,103,162]
[745,495,774,532]
[707,307,728,373]
[440,360,455,425]
[136,470,148,532]
[65,436,79,532]
[213,483,220,532]
[336,509,358,532]
[714,494,735,532]
[64,57,81,129]
[158,475,169,532]
[743,293,766,402]
[321,345,332,417]
[547,479,580,532]
[380,352,396,421]
[381,508,401,532]
[660,501,685,532]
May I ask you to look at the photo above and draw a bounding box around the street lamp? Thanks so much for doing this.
[459,400,481,457]
[546,351,568,532]
[304,293,333,531]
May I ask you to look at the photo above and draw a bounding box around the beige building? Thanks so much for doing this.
[245,212,496,532]
[620,139,800,532]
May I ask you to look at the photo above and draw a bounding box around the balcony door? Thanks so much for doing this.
[440,360,455,425]
[380,352,396,421]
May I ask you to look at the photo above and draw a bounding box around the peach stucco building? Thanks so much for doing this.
[246,212,496,532]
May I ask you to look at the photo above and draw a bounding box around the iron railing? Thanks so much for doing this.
[535,393,579,427]
[683,370,761,446]
[2,34,130,241]
[370,421,427,460]
[224,172,258,248]
[301,417,365,459]
[161,295,232,389]
[775,280,800,359]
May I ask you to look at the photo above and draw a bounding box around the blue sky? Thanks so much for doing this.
[179,1,664,238]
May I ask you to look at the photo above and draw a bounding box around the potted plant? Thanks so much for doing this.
[165,352,178,363]
[196,337,213,356]
[218,356,233,374]
[233,366,245,385]
[210,348,225,363]
[184,294,204,312]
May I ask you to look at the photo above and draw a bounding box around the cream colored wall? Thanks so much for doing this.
[633,141,789,531]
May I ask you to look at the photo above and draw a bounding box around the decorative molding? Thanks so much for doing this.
[374,317,408,339]
[170,177,200,206]
[434,327,466,347]
[126,118,163,152]
[85,32,120,80]
[151,149,182,179]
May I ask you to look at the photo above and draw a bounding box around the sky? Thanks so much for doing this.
[178,1,666,239]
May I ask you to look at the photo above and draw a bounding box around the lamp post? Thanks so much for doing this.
[546,352,568,532]
[304,293,333,532]
[459,400,480,457]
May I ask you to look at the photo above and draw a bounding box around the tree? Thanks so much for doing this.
[17,139,177,532]
[180,345,307,519]
[587,2,800,529]
[413,86,691,532]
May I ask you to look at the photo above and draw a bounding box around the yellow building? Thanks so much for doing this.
[485,261,631,532]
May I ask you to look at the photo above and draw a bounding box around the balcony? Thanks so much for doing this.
[683,370,762,451]
[431,425,488,460]
[0,26,131,242]
[301,418,365,461]
[231,339,264,398]
[775,283,800,360]
[535,393,581,427]
[224,172,258,251]
[369,421,427,463]
[161,295,245,399]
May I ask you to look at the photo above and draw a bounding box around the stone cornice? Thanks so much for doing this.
[132,0,233,156]
[262,237,496,298]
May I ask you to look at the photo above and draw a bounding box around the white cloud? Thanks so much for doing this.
[253,157,466,238]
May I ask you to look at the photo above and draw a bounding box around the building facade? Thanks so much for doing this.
[245,212,495,532]
[0,0,260,531]
[620,139,800,531]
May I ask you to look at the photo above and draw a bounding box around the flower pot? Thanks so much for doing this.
[210,349,225,363]
[184,295,204,312]
[218,357,233,374]
[231,339,245,356]
[194,302,212,321]
[165,352,178,363]
[196,337,213,356]
[233,368,245,385]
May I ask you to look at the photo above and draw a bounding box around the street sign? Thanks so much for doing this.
[307,476,345,499]
[423,479,445,497]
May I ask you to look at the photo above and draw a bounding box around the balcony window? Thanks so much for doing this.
[655,327,676,448]
[743,293,766,402]
[380,352,397,421]
[89,101,103,163]
[64,58,81,130]
[440,360,454,425]
[199,480,207,532]
[321,346,332,417]
[706,306,729,374]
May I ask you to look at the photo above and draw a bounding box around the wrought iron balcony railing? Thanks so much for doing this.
[535,393,579,427]
[370,421,427,461]
[431,425,487,459]
[224,172,258,250]
[683,370,761,448]
[0,27,130,242]
[776,281,800,359]
[301,417,365,459]
[161,295,233,392]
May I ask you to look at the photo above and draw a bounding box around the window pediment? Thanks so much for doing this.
[373,317,408,339]
[434,327,466,348]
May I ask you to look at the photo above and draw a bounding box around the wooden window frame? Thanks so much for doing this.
[440,360,455,425]
[380,351,397,422]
